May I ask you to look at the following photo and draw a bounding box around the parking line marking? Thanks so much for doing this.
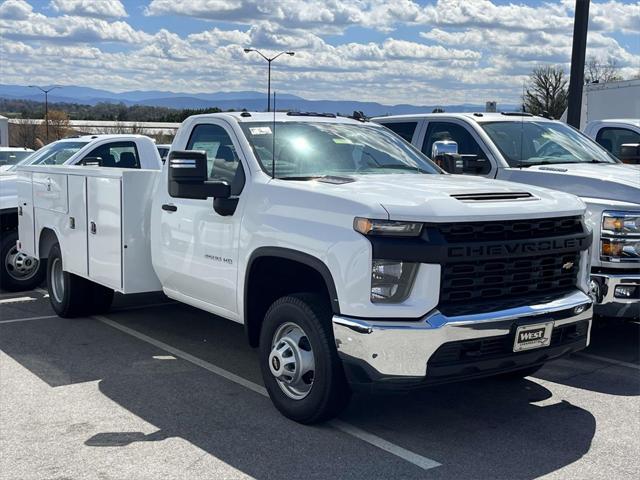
[0,296,37,305]
[0,314,59,324]
[574,352,640,371]
[94,314,441,471]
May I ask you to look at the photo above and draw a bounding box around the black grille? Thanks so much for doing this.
[429,321,589,367]
[435,216,582,242]
[440,252,580,306]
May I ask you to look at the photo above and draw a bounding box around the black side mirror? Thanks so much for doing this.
[81,156,103,166]
[619,143,640,164]
[168,150,230,199]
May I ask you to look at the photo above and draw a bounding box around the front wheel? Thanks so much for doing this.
[259,293,351,424]
[0,230,45,291]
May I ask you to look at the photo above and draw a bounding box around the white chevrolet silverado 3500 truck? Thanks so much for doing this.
[0,135,161,291]
[375,113,640,319]
[18,112,593,423]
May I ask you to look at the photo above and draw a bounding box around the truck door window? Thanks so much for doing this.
[381,122,418,142]
[595,127,640,158]
[84,141,140,168]
[422,121,491,174]
[186,124,245,194]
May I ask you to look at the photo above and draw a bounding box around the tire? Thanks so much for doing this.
[497,364,543,380]
[0,230,45,292]
[47,243,92,317]
[259,293,351,424]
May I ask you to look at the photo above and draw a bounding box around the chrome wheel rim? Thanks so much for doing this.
[50,257,64,303]
[269,322,315,400]
[4,246,39,281]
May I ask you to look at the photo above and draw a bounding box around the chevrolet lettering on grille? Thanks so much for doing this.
[448,237,583,258]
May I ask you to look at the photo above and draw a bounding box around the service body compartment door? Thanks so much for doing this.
[32,172,68,213]
[87,176,122,289]
[63,175,88,277]
[16,170,35,257]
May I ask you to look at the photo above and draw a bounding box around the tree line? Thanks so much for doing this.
[0,98,225,123]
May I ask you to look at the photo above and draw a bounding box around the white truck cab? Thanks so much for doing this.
[19,112,593,423]
[374,113,640,318]
[1,134,161,291]
[584,119,640,164]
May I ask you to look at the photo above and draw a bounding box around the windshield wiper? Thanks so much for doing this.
[377,164,427,173]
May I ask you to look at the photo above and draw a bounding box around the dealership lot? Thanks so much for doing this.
[1,289,639,480]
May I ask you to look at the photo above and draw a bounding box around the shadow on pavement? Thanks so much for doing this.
[0,312,597,480]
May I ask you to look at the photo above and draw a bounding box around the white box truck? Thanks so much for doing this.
[18,112,593,423]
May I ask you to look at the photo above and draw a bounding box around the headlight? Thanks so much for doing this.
[370,259,418,303]
[601,211,640,262]
[602,212,640,235]
[354,217,422,237]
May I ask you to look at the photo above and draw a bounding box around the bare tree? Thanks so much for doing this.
[46,110,70,141]
[10,119,40,149]
[585,56,623,83]
[523,65,568,119]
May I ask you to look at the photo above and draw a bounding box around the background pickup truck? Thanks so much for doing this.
[584,119,640,164]
[19,112,593,423]
[374,113,640,319]
[0,134,161,291]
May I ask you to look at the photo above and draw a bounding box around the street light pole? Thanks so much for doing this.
[28,85,61,142]
[243,49,295,112]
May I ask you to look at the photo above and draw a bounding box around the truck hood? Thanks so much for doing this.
[499,163,640,205]
[283,174,585,222]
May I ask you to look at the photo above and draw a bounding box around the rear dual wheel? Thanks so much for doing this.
[259,293,351,424]
[47,243,113,317]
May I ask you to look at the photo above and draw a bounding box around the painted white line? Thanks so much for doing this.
[329,420,441,470]
[574,352,640,371]
[0,314,59,324]
[94,314,441,471]
[35,288,48,295]
[0,296,36,305]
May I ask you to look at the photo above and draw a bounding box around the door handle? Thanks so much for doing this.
[162,204,177,212]
[90,221,97,234]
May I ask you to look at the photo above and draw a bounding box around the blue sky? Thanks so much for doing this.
[1,0,638,105]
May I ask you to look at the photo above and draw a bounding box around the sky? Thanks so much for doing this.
[0,0,638,106]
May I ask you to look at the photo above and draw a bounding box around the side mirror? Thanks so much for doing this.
[619,143,640,164]
[168,150,230,199]
[431,140,462,173]
[81,156,103,167]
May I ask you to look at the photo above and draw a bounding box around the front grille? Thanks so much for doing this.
[429,321,589,367]
[435,216,582,242]
[440,252,580,306]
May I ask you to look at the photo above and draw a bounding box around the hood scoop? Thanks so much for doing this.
[451,192,536,202]
[317,176,355,185]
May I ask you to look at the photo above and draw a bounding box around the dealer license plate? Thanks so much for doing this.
[513,322,554,352]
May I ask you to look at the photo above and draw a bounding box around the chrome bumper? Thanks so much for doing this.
[591,272,640,317]
[332,290,592,379]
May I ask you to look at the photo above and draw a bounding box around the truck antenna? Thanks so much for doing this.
[272,91,277,179]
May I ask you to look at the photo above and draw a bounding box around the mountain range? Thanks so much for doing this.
[0,84,517,116]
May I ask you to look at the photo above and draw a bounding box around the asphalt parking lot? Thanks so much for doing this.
[1,288,639,480]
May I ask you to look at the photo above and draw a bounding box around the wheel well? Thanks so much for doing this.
[244,254,338,348]
[1,209,18,232]
[38,228,58,259]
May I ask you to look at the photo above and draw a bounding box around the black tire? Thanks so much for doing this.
[259,293,351,424]
[497,364,543,380]
[0,230,45,292]
[47,243,91,317]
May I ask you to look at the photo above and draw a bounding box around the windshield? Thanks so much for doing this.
[9,141,89,171]
[481,121,618,167]
[240,121,441,178]
[0,150,33,168]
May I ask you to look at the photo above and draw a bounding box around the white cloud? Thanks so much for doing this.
[0,0,33,20]
[49,0,127,19]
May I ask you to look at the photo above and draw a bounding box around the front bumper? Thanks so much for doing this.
[591,272,640,318]
[333,290,592,390]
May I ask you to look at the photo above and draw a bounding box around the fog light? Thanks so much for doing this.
[614,285,639,299]
[573,304,588,315]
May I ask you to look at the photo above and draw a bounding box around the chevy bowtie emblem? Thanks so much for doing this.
[562,262,574,270]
